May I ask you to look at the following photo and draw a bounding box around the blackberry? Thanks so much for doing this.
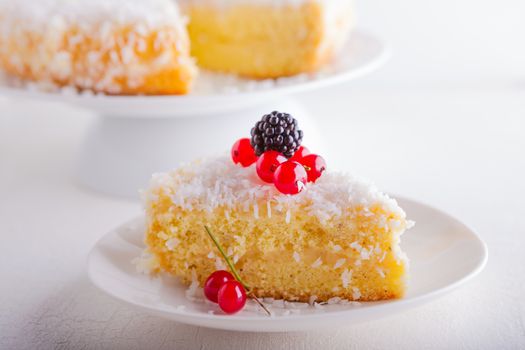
[250,111,303,158]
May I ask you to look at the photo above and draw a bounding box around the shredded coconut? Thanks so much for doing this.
[215,257,226,270]
[341,269,352,288]
[145,155,407,227]
[376,267,386,278]
[132,251,159,274]
[185,270,200,301]
[165,237,180,250]
[334,258,346,269]
[352,287,361,300]
[285,209,291,224]
[311,257,323,268]
[327,297,342,304]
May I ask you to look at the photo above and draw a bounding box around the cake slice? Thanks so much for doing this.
[181,0,354,78]
[142,155,412,302]
[0,0,196,95]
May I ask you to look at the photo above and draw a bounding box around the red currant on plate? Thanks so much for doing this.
[273,161,308,195]
[231,138,257,167]
[217,280,247,314]
[290,146,310,162]
[256,150,286,183]
[204,270,235,303]
[300,154,326,183]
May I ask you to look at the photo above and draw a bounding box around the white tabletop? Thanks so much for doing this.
[1,82,524,348]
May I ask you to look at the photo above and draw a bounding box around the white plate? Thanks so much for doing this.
[87,197,487,332]
[0,30,388,117]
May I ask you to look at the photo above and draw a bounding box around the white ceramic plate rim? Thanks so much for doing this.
[87,196,488,331]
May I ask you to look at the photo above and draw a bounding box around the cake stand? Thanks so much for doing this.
[0,30,389,198]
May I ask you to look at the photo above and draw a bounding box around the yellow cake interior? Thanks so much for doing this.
[183,0,354,78]
[142,156,412,302]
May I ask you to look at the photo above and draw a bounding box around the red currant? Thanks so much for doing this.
[204,270,235,303]
[290,146,310,162]
[217,280,247,314]
[231,138,257,167]
[256,150,286,183]
[273,161,308,195]
[299,154,326,183]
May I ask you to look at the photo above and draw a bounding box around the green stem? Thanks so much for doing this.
[204,226,250,290]
[204,226,271,316]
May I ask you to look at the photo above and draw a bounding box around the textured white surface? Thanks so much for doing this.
[1,85,524,348]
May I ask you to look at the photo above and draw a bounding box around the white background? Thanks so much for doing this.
[358,0,525,87]
[1,0,525,349]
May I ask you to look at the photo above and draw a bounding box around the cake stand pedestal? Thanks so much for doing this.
[0,30,388,198]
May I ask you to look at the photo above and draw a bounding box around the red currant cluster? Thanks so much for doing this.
[204,270,246,314]
[231,139,326,195]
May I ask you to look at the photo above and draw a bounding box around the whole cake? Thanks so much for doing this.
[182,0,354,78]
[0,0,196,94]
[141,112,412,305]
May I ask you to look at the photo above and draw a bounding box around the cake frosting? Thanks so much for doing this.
[145,155,408,227]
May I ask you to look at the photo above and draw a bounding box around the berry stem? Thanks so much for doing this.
[204,226,248,287]
[204,226,271,316]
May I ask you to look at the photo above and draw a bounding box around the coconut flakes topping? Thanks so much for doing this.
[0,0,183,30]
[334,258,346,269]
[311,257,323,268]
[165,237,180,250]
[376,267,386,278]
[332,244,343,252]
[145,155,407,225]
[341,269,352,288]
[132,251,159,274]
[352,287,361,300]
